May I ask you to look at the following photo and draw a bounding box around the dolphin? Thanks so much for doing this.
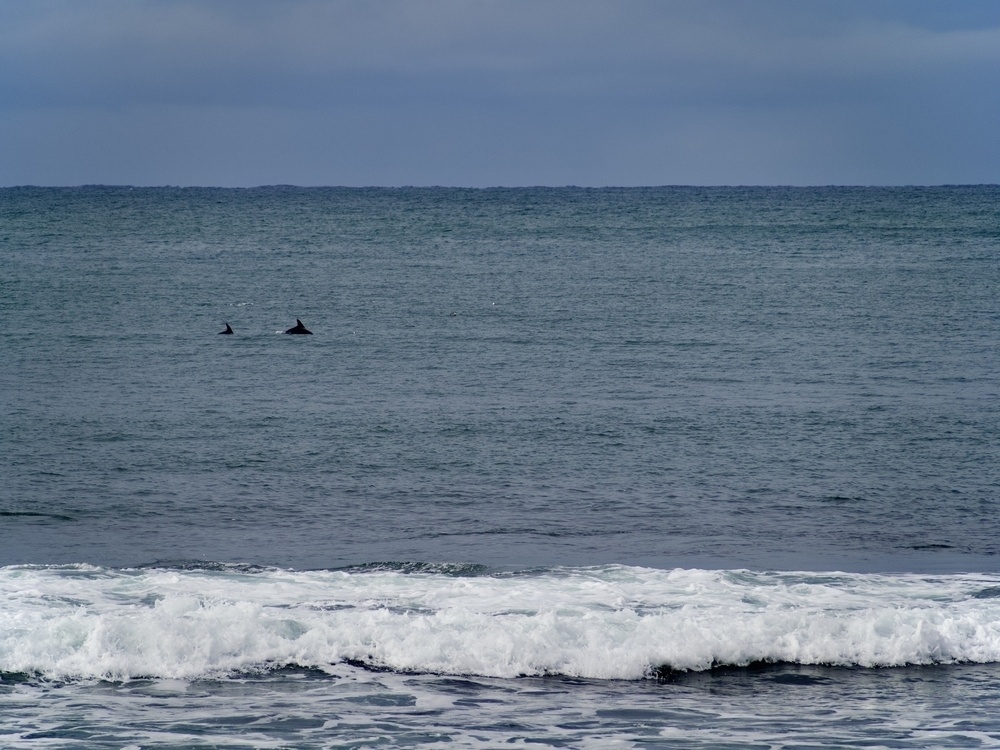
[284,319,313,334]
[219,323,234,335]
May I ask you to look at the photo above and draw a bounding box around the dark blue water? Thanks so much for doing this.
[2,186,999,747]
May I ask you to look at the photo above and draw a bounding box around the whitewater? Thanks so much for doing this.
[4,565,1000,683]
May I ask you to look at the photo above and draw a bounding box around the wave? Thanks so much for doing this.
[2,564,1000,682]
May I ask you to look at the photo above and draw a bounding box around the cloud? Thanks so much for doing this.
[1,0,998,185]
[4,0,999,107]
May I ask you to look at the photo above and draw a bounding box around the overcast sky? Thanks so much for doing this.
[1,0,998,187]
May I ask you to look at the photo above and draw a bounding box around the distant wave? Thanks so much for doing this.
[2,564,1000,682]
[0,510,74,521]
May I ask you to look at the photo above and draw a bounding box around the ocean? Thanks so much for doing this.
[1,185,999,747]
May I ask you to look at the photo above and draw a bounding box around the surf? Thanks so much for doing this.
[3,564,999,682]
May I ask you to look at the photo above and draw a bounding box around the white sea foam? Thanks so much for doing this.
[2,565,1000,682]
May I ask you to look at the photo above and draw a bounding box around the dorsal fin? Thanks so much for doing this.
[284,318,313,334]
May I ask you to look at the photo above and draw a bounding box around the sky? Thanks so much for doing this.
[1,0,998,187]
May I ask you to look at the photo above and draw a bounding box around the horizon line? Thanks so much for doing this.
[3,183,998,190]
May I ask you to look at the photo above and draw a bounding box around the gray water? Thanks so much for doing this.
[2,186,999,748]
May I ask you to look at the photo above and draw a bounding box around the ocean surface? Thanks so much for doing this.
[2,185,999,747]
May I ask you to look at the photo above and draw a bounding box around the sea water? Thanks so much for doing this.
[1,186,999,747]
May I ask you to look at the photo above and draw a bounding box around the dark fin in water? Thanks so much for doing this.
[285,318,313,334]
[219,323,234,335]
